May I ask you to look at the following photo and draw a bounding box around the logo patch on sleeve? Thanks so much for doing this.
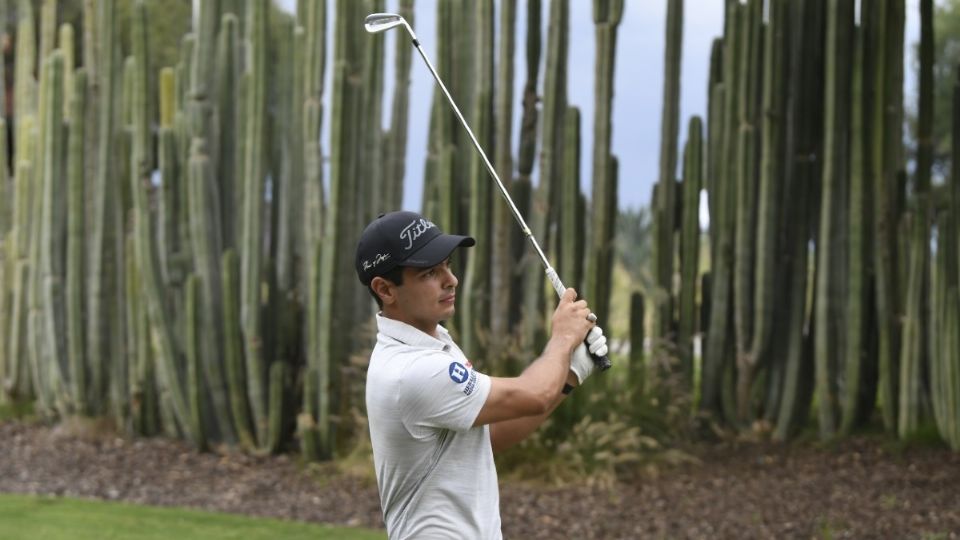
[449,362,479,395]
[448,362,468,384]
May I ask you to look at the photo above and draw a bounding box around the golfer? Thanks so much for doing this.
[356,211,608,539]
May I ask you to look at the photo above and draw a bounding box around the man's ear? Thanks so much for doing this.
[371,276,396,306]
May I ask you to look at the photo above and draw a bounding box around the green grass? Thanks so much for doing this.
[0,400,35,422]
[0,493,386,540]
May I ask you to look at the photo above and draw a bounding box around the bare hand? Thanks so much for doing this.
[550,289,595,352]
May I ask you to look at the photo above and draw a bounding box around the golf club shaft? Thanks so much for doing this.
[401,26,611,371]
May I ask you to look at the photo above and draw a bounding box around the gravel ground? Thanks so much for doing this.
[2,419,959,539]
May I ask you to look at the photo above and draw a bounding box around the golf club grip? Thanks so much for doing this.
[589,345,612,371]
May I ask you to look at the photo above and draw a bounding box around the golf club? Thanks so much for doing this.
[365,12,611,371]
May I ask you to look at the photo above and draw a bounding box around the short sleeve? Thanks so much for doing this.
[397,353,491,434]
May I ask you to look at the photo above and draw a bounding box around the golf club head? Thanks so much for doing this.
[364,13,406,34]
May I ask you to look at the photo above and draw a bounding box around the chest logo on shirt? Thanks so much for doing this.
[448,362,468,384]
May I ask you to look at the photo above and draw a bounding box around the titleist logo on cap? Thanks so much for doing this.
[400,218,436,250]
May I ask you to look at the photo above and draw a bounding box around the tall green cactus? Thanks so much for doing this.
[558,107,583,295]
[66,68,87,414]
[841,19,877,435]
[652,0,682,343]
[317,0,365,459]
[38,51,68,412]
[241,0,268,448]
[677,116,702,381]
[221,248,255,449]
[523,0,567,351]
[701,2,741,417]
[462,0,495,360]
[586,0,622,330]
[188,138,234,442]
[815,0,854,439]
[871,0,904,432]
[216,15,240,252]
[87,0,116,416]
[185,274,208,451]
[732,0,761,421]
[489,0,517,356]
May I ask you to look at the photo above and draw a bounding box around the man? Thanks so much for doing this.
[355,211,608,539]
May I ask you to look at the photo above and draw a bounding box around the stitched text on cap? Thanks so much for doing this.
[399,218,436,250]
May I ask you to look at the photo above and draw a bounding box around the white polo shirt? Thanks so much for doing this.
[366,314,501,540]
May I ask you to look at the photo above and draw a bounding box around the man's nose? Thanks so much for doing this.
[443,266,458,288]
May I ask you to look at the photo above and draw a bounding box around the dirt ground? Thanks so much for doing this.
[1,419,958,539]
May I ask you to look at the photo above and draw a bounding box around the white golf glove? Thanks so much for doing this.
[569,326,608,384]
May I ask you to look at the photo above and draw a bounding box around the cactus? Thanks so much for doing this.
[558,107,583,294]
[66,69,87,414]
[188,138,233,442]
[701,2,741,417]
[87,0,116,416]
[221,248,255,449]
[267,360,287,454]
[38,51,68,414]
[382,0,413,212]
[652,0,682,343]
[841,20,877,435]
[185,274,208,451]
[743,0,788,412]
[523,0,567,351]
[489,0,517,355]
[316,0,366,458]
[871,0,905,432]
[814,0,854,439]
[585,0,622,333]
[629,291,645,398]
[774,0,825,440]
[462,0,495,359]
[241,0,268,448]
[732,0,761,421]
[677,116,702,381]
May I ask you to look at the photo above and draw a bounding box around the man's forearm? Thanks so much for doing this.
[489,372,579,453]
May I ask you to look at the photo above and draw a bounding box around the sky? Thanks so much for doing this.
[276,0,924,213]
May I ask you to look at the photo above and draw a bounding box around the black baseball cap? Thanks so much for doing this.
[355,211,475,286]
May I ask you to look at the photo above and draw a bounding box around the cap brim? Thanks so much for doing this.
[402,234,475,268]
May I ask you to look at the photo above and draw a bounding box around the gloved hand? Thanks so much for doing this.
[569,326,608,384]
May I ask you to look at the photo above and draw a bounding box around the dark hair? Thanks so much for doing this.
[368,266,406,309]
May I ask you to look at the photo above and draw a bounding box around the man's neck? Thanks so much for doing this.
[380,309,439,338]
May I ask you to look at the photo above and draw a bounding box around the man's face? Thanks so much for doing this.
[381,257,459,335]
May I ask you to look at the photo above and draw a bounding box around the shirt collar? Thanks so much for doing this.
[376,313,452,351]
